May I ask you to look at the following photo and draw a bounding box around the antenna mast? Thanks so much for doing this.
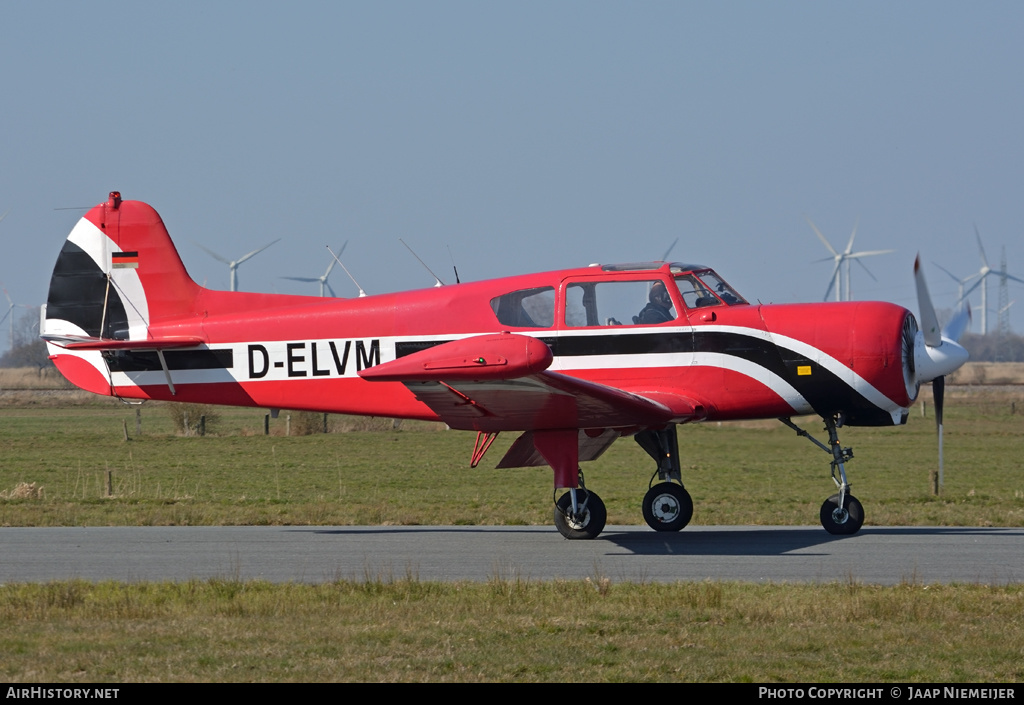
[326,245,367,297]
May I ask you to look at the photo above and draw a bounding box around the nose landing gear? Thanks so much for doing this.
[781,415,865,535]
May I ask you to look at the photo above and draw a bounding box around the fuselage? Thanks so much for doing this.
[55,260,917,428]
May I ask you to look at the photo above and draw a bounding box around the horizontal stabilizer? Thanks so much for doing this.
[43,335,206,351]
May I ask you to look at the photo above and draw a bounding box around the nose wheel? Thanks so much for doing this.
[782,415,867,536]
[642,482,693,532]
[820,493,864,535]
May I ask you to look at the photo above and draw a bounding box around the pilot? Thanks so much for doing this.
[636,281,674,324]
[717,283,738,304]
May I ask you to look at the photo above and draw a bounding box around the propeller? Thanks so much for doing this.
[913,255,970,488]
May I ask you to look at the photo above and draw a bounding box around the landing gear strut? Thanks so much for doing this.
[635,426,693,532]
[553,469,607,540]
[781,415,865,535]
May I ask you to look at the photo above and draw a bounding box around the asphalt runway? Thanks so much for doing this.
[2,525,1022,585]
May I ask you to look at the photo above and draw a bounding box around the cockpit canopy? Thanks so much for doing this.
[490,263,746,330]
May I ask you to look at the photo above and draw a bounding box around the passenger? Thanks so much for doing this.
[636,281,674,324]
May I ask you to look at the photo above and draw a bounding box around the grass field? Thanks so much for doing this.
[1,382,1022,529]
[1,579,1023,682]
[1,369,1023,682]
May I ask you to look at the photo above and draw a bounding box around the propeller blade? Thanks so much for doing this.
[934,374,945,488]
[942,303,971,343]
[914,255,941,347]
[914,254,969,384]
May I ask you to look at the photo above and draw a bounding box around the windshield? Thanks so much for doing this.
[673,269,746,308]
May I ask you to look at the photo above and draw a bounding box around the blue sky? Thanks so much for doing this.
[3,1,1024,349]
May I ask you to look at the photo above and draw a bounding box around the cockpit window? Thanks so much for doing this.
[673,269,746,308]
[490,286,555,328]
[565,280,677,327]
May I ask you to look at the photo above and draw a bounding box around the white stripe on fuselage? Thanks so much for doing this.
[65,323,901,420]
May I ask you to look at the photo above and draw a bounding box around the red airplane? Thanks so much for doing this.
[42,193,969,539]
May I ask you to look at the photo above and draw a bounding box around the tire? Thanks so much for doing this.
[642,482,694,532]
[820,493,864,535]
[554,490,607,540]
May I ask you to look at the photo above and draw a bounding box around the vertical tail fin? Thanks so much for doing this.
[44,192,202,344]
[43,193,205,394]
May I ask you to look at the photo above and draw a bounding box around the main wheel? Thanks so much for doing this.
[642,482,693,532]
[554,490,607,540]
[820,493,864,535]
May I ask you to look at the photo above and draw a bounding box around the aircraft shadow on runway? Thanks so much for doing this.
[300,525,1024,558]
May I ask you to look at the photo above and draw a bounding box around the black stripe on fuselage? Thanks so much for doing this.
[395,330,895,425]
[104,349,234,372]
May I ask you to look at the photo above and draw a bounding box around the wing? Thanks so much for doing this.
[359,332,704,432]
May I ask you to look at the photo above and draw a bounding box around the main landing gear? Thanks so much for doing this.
[781,415,865,535]
[551,426,693,539]
[553,469,607,540]
[635,427,693,533]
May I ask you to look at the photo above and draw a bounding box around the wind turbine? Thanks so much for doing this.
[806,217,894,301]
[0,288,16,351]
[959,226,1024,335]
[193,239,281,292]
[0,287,31,353]
[281,242,347,297]
[933,262,980,309]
